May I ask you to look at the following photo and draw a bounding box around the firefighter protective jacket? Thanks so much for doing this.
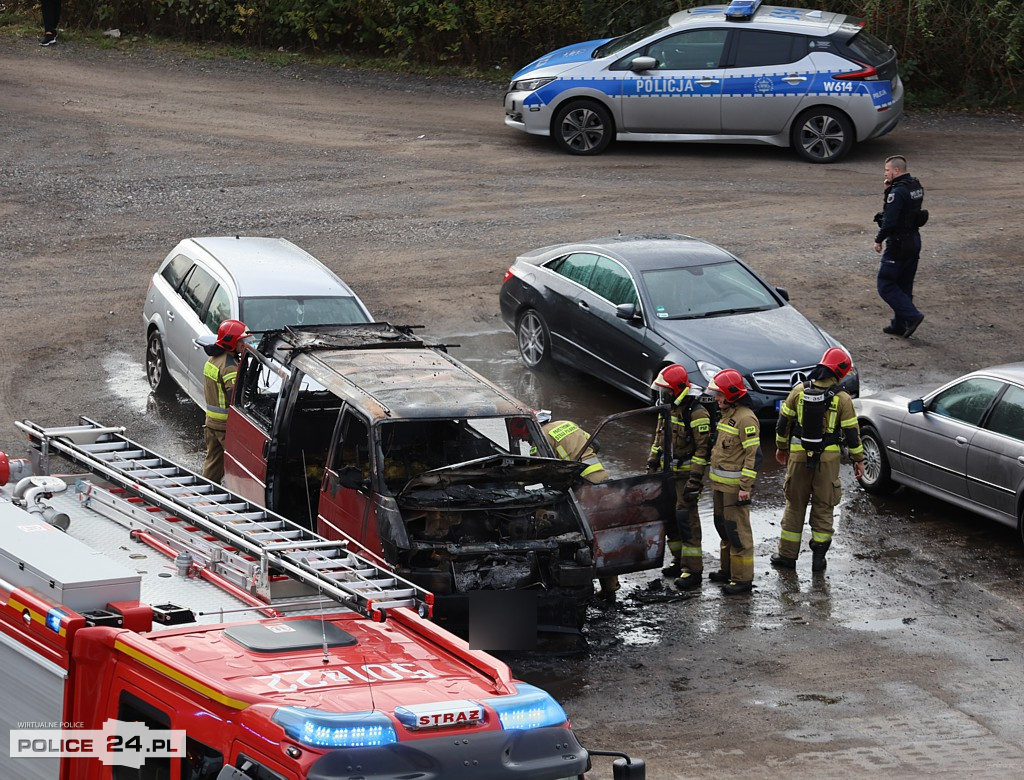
[541,421,608,483]
[775,377,863,463]
[710,403,760,493]
[203,351,239,431]
[649,397,711,482]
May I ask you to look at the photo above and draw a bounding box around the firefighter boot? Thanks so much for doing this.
[810,541,831,572]
[722,579,753,595]
[708,570,730,583]
[662,558,682,577]
[674,571,702,591]
[770,554,797,569]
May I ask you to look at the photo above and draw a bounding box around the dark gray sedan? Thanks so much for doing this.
[855,363,1024,541]
[499,233,857,417]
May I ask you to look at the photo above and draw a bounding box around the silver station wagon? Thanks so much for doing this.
[143,236,372,407]
[505,0,903,162]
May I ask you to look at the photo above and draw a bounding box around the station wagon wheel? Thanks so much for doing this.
[791,107,854,164]
[516,309,552,368]
[146,330,173,395]
[858,424,896,495]
[553,100,614,155]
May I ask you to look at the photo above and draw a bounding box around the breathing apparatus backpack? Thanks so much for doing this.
[799,383,839,467]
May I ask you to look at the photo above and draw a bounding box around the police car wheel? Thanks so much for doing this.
[791,107,854,164]
[553,100,613,155]
[516,309,552,368]
[858,425,896,495]
[146,330,174,395]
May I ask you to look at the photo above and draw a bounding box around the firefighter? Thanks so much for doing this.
[647,365,711,590]
[705,369,761,595]
[771,347,865,573]
[536,419,619,600]
[201,319,250,482]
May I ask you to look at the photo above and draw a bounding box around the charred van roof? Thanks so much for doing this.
[255,323,532,421]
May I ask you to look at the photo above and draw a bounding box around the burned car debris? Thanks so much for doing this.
[222,323,675,643]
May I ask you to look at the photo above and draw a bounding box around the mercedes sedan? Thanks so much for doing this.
[856,363,1024,541]
[499,233,857,417]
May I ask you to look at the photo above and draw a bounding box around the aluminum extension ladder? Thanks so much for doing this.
[16,417,431,622]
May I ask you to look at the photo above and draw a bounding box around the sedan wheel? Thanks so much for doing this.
[553,100,614,156]
[146,331,173,395]
[792,107,854,164]
[516,310,552,368]
[858,425,896,495]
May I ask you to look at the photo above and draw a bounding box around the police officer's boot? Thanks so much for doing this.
[810,541,831,572]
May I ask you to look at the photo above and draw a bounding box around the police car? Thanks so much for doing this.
[504,0,903,162]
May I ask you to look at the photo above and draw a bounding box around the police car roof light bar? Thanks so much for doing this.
[724,0,762,20]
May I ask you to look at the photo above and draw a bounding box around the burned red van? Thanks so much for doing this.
[223,324,672,642]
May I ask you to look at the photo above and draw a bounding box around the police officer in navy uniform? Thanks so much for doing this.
[873,154,926,338]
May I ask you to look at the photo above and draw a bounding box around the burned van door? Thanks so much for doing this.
[576,405,674,576]
[317,408,384,560]
[576,472,672,576]
[224,348,287,505]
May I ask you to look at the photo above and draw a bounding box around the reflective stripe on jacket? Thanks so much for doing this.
[542,421,608,483]
[203,352,239,430]
[710,403,760,492]
[776,378,863,462]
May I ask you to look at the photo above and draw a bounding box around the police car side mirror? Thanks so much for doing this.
[775,286,790,302]
[908,399,925,414]
[615,302,641,322]
[630,56,657,72]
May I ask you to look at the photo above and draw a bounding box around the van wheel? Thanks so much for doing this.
[516,309,552,368]
[791,107,854,163]
[553,100,614,155]
[146,331,173,395]
[858,425,896,495]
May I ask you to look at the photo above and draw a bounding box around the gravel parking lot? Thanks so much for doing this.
[2,37,1024,779]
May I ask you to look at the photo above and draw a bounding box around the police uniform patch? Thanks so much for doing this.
[886,193,894,203]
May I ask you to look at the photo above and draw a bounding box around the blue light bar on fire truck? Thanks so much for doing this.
[272,707,398,748]
[724,0,762,20]
[483,683,569,730]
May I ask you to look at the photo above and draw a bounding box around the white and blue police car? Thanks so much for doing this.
[504,0,903,162]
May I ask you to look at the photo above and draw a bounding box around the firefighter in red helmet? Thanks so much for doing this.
[648,365,712,591]
[772,347,864,573]
[704,368,761,595]
[200,319,250,482]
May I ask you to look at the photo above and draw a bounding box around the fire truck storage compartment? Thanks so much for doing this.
[0,630,65,780]
[0,500,142,613]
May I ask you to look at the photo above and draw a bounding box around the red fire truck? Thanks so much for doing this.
[0,421,644,779]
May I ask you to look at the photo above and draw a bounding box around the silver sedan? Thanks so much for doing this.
[855,363,1024,541]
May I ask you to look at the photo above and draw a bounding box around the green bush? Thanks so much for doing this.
[12,0,1022,106]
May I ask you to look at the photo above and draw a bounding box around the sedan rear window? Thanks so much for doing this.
[240,296,370,333]
[984,384,1024,441]
[641,261,778,319]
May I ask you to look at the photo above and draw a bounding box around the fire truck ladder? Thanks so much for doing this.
[16,418,431,622]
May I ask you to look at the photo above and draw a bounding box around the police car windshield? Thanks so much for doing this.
[593,15,673,59]
[641,262,780,320]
